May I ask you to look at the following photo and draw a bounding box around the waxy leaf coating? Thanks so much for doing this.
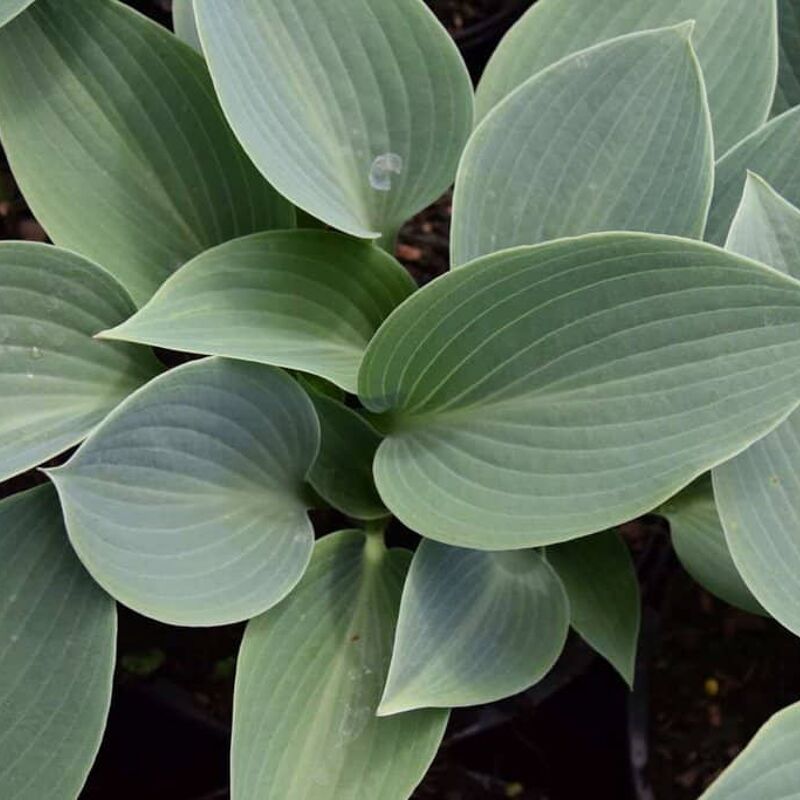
[0,485,116,800]
[0,242,159,482]
[0,0,294,305]
[195,0,473,240]
[101,230,415,393]
[452,25,713,265]
[476,0,778,156]
[359,233,800,549]
[379,541,568,714]
[232,530,448,800]
[713,177,800,633]
[547,531,640,686]
[50,358,319,627]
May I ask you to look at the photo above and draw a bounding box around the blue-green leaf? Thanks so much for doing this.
[232,530,448,800]
[0,485,116,800]
[379,541,568,714]
[49,358,319,627]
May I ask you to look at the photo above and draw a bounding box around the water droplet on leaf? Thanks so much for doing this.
[369,153,403,192]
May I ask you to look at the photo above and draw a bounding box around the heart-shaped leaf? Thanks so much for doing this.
[378,541,568,715]
[307,390,386,521]
[774,0,800,115]
[547,531,640,686]
[660,478,765,616]
[359,233,800,549]
[476,0,778,156]
[232,529,448,800]
[0,0,294,306]
[172,0,201,52]
[195,0,473,242]
[712,177,800,632]
[100,230,415,393]
[452,25,713,265]
[0,0,32,28]
[49,358,319,627]
[700,701,800,799]
[707,106,800,245]
[0,242,160,482]
[0,485,116,800]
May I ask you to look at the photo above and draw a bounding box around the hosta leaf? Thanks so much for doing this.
[172,0,201,52]
[700,700,800,800]
[0,0,32,28]
[476,0,777,156]
[100,230,415,393]
[49,358,319,627]
[307,390,386,521]
[194,0,473,241]
[0,485,115,800]
[660,478,765,616]
[0,0,294,306]
[358,233,800,550]
[712,175,800,632]
[707,106,800,245]
[0,242,159,482]
[547,531,640,687]
[725,172,800,273]
[773,0,800,115]
[451,26,713,266]
[232,530,448,800]
[378,541,568,715]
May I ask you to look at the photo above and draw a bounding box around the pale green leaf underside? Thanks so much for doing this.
[476,0,777,156]
[50,358,319,627]
[0,485,115,800]
[379,541,568,715]
[307,390,386,520]
[547,531,640,687]
[232,530,448,800]
[714,409,800,634]
[711,175,800,632]
[0,0,33,28]
[0,0,293,306]
[101,230,415,393]
[707,106,800,246]
[773,0,800,115]
[451,25,712,266]
[660,478,765,616]
[725,172,800,277]
[172,0,201,52]
[195,0,473,240]
[359,232,800,550]
[0,242,160,482]
[700,700,800,799]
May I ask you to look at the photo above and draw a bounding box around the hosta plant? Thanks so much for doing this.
[2,0,800,798]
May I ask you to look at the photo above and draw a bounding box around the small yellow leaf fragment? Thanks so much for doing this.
[704,677,720,697]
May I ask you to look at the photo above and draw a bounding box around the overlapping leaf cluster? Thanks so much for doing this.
[2,1,800,798]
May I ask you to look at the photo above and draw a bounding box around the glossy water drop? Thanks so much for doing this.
[369,153,403,192]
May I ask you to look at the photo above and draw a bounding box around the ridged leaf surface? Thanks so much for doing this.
[0,242,159,481]
[379,541,568,714]
[195,0,473,240]
[452,26,713,265]
[101,231,415,393]
[50,358,319,627]
[232,530,448,800]
[476,0,777,156]
[0,0,294,305]
[359,233,800,549]
[0,486,116,800]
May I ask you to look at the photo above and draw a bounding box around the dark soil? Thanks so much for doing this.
[426,0,508,35]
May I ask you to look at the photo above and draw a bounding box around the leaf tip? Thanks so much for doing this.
[672,19,696,40]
